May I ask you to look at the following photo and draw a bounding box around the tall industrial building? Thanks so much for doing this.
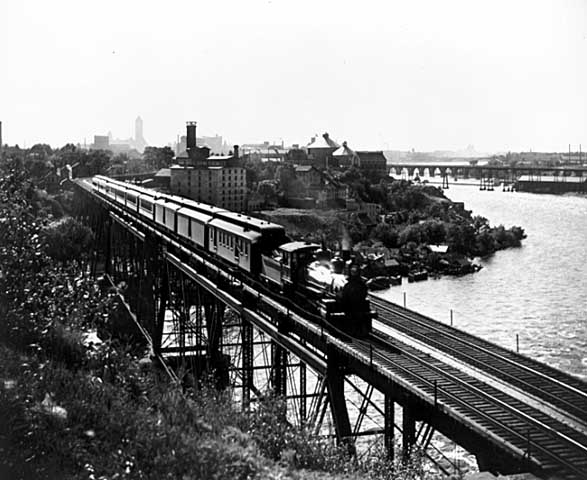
[170,122,247,212]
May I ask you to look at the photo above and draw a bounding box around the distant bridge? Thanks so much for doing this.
[72,179,587,479]
[390,163,587,189]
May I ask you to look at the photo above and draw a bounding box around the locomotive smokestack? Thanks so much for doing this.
[186,121,197,158]
[341,226,352,261]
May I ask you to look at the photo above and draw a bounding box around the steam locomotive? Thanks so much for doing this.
[91,175,374,337]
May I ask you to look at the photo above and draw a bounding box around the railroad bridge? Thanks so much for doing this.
[390,163,587,190]
[73,179,587,479]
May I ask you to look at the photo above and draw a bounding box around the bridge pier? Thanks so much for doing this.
[153,264,168,357]
[402,404,417,461]
[204,301,225,362]
[241,319,254,409]
[271,341,288,397]
[326,349,355,455]
[104,215,113,276]
[299,360,307,424]
[441,172,449,189]
[384,394,395,461]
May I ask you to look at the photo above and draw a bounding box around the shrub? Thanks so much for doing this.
[43,217,94,263]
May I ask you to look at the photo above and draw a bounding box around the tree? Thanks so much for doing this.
[257,180,277,204]
[29,143,53,160]
[472,215,489,233]
[398,223,423,246]
[372,223,399,248]
[421,220,446,244]
[112,153,130,166]
[275,164,297,196]
[445,222,475,254]
[143,146,174,170]
[43,217,94,263]
[86,149,112,175]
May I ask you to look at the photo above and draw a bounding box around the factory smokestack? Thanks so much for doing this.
[186,121,197,158]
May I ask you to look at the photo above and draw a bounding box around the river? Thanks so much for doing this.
[375,184,587,380]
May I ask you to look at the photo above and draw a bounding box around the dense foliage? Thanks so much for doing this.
[0,159,434,479]
[263,172,525,279]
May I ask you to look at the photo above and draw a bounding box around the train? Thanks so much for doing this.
[91,175,374,337]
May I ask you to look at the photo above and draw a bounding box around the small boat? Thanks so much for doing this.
[366,276,392,291]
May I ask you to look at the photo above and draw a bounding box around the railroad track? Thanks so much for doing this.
[369,297,587,424]
[351,330,587,479]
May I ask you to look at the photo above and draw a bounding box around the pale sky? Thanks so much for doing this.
[1,0,585,153]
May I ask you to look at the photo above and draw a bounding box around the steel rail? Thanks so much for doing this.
[368,330,587,478]
[370,297,587,419]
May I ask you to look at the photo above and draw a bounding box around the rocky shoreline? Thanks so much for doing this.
[261,182,525,286]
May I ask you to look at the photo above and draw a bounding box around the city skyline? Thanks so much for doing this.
[1,0,585,153]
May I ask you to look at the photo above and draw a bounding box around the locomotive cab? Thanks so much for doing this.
[261,241,320,288]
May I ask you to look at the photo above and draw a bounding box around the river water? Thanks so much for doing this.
[375,184,587,380]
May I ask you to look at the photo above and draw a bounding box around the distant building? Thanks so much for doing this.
[241,141,287,161]
[150,168,171,189]
[133,116,148,153]
[306,133,339,168]
[516,175,587,194]
[93,135,110,150]
[346,199,380,222]
[332,141,360,168]
[316,178,346,208]
[43,165,73,193]
[294,165,322,189]
[285,147,308,165]
[92,116,148,154]
[356,151,388,180]
[170,122,247,211]
[293,165,346,208]
[176,134,228,156]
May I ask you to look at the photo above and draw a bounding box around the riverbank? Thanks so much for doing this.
[378,185,587,379]
[262,181,525,281]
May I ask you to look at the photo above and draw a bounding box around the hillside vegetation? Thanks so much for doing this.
[0,160,434,478]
